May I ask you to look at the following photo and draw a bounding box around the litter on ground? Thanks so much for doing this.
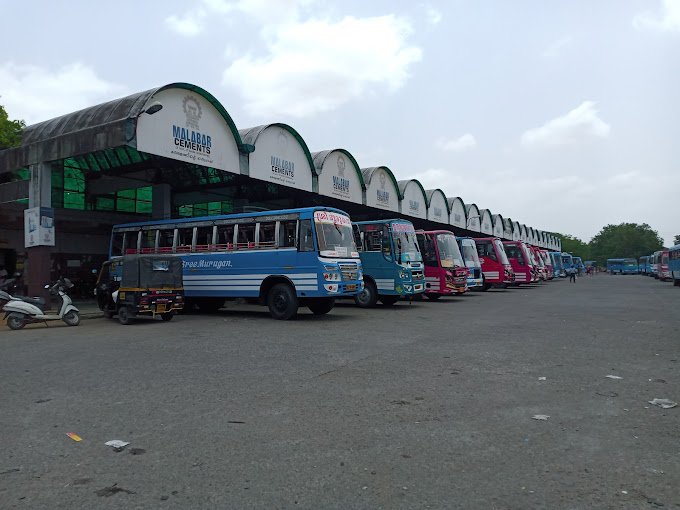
[647,398,677,409]
[532,415,550,421]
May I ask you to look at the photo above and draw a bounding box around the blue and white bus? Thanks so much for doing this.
[352,219,424,306]
[561,252,574,275]
[110,207,363,319]
[457,237,483,289]
[606,258,624,274]
[669,245,680,286]
[639,255,649,275]
[549,251,564,277]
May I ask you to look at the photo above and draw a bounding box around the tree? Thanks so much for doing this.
[554,233,590,260]
[590,223,663,265]
[674,234,680,246]
[0,103,25,150]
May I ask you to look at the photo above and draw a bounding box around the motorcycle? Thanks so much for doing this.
[1,277,80,330]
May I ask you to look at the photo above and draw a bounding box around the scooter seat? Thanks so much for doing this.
[14,295,46,307]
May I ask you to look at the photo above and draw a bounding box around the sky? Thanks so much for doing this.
[1,0,678,245]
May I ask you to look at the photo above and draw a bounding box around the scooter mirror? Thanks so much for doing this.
[44,284,50,289]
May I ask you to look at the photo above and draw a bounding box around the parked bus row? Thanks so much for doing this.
[99,207,573,323]
[638,247,680,286]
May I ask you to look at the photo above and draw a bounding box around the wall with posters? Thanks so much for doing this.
[24,207,55,247]
[240,124,314,192]
[314,149,364,204]
[398,180,427,220]
[362,167,400,212]
[426,189,449,225]
[136,87,241,174]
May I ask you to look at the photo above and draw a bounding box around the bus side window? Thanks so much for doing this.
[122,232,139,254]
[176,227,194,252]
[365,230,382,252]
[257,222,277,248]
[237,223,256,249]
[158,228,174,252]
[421,236,437,267]
[111,232,125,256]
[279,220,297,248]
[216,224,235,249]
[140,230,157,253]
[353,225,363,251]
[195,226,214,251]
[298,220,314,252]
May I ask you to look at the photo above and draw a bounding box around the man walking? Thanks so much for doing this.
[569,265,577,283]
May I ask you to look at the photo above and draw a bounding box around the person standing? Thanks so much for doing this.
[569,265,577,283]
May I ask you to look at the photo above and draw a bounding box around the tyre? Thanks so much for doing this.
[63,310,80,326]
[425,293,441,301]
[103,310,113,319]
[307,298,335,315]
[673,278,680,287]
[6,312,26,330]
[160,312,174,321]
[380,295,400,306]
[267,283,298,320]
[197,298,224,313]
[354,279,378,308]
[480,282,491,292]
[118,306,134,325]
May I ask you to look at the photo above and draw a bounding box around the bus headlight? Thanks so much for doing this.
[399,270,407,279]
[323,272,341,281]
[324,284,339,293]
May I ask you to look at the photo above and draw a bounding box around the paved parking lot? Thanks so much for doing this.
[1,275,679,509]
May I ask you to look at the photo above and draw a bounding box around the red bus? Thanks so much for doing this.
[416,230,468,300]
[659,249,671,281]
[538,249,554,279]
[502,241,534,284]
[474,237,515,291]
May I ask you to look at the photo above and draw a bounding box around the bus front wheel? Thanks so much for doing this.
[308,298,335,315]
[268,283,298,320]
[355,280,378,308]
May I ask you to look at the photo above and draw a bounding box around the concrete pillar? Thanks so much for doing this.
[152,183,172,219]
[27,162,53,302]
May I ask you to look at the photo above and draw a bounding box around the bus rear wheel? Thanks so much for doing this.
[268,283,298,320]
[354,279,378,308]
[308,298,335,315]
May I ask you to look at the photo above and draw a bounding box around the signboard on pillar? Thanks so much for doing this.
[136,88,241,173]
[317,151,363,204]
[247,126,313,192]
[24,207,55,247]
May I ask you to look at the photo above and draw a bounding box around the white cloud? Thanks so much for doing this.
[202,0,316,23]
[0,62,127,124]
[541,36,573,58]
[435,133,477,152]
[633,0,680,32]
[425,5,443,25]
[521,101,610,148]
[164,10,207,37]
[222,15,422,117]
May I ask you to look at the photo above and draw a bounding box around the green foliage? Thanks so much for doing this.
[590,223,663,265]
[674,234,680,246]
[554,233,590,260]
[0,103,25,149]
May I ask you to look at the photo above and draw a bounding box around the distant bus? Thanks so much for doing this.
[669,245,680,286]
[622,258,638,274]
[659,250,671,281]
[416,230,468,299]
[502,241,533,285]
[457,237,483,289]
[573,256,585,275]
[353,219,424,306]
[474,237,515,290]
[561,253,574,274]
[638,255,649,275]
[606,258,624,274]
[650,250,662,278]
[550,252,565,277]
[110,206,363,319]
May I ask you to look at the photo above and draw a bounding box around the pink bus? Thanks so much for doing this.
[502,241,534,284]
[529,245,547,281]
[538,249,554,279]
[474,237,515,291]
[416,230,469,299]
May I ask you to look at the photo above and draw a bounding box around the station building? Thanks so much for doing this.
[0,82,561,298]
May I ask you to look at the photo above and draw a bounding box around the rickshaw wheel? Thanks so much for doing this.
[117,306,133,325]
[160,312,174,321]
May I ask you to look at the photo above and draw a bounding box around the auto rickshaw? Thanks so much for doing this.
[95,255,184,325]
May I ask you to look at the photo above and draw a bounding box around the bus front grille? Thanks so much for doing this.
[339,263,359,281]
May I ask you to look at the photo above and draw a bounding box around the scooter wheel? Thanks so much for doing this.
[63,311,80,326]
[7,312,27,330]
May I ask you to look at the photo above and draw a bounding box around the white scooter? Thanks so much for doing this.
[1,277,80,330]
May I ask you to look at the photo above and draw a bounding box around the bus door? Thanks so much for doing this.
[503,242,531,284]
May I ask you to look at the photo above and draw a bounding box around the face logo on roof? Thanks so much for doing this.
[337,155,346,177]
[379,171,387,190]
[182,96,202,130]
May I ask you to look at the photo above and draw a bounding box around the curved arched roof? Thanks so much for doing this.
[425,189,450,214]
[397,179,427,200]
[361,167,401,198]
[311,149,365,188]
[239,123,315,174]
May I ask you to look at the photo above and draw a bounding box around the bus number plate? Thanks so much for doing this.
[157,304,167,313]
[346,284,357,292]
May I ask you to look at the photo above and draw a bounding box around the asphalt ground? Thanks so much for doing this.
[1,274,679,509]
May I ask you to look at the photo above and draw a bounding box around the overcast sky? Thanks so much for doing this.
[1,0,678,245]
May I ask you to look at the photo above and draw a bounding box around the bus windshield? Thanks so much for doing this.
[391,223,421,264]
[313,211,359,258]
[460,239,481,267]
[436,233,464,268]
[504,244,525,265]
[493,239,510,265]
